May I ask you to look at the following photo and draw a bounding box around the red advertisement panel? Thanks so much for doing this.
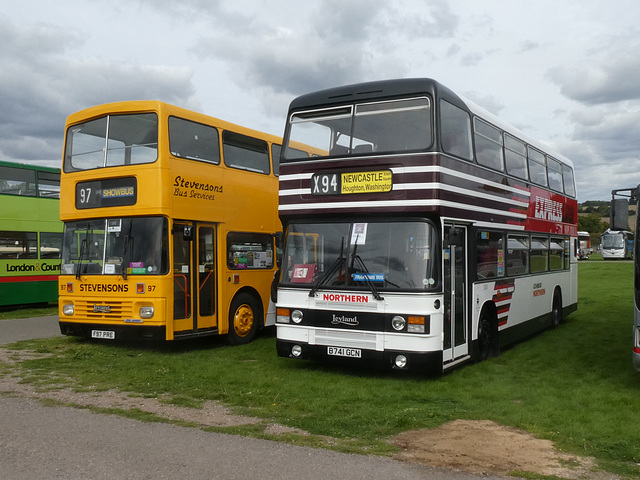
[525,186,578,236]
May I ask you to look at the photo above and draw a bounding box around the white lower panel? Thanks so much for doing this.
[277,325,442,353]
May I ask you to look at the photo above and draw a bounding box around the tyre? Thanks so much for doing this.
[477,307,499,361]
[551,289,563,328]
[227,292,260,345]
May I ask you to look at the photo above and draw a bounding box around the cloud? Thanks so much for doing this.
[189,0,459,99]
[0,15,197,166]
[548,31,640,105]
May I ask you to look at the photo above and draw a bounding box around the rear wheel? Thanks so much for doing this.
[551,289,563,328]
[227,293,260,345]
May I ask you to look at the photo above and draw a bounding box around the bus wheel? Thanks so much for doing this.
[227,293,259,345]
[477,308,498,361]
[551,289,563,328]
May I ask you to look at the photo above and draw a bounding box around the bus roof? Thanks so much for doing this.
[65,100,283,146]
[0,159,60,174]
[287,78,574,168]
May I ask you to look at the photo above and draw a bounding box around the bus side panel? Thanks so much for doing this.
[473,270,576,347]
[0,278,59,306]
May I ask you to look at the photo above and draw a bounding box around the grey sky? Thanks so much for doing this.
[2,0,640,201]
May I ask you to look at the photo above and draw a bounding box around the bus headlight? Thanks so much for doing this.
[291,309,304,324]
[391,315,406,331]
[291,344,303,357]
[139,306,154,319]
[62,304,74,316]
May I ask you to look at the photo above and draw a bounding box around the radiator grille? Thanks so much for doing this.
[76,300,134,320]
[313,329,379,350]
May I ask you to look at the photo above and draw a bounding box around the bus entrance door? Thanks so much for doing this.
[443,225,469,364]
[195,225,216,330]
[172,222,217,335]
[172,222,193,333]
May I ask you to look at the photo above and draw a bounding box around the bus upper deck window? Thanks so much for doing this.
[440,100,472,161]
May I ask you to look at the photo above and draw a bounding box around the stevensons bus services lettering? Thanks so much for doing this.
[173,176,223,201]
[6,262,60,273]
[534,196,563,222]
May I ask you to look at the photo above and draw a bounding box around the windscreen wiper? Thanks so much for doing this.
[121,220,134,280]
[349,242,383,301]
[76,237,87,280]
[309,237,346,297]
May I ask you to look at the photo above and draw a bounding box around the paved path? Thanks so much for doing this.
[0,316,511,480]
[0,315,61,345]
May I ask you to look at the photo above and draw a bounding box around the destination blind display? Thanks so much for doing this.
[76,177,137,209]
[311,170,392,195]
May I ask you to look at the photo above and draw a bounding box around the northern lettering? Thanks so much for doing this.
[322,293,369,303]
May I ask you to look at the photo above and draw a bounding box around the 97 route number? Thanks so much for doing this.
[312,173,339,195]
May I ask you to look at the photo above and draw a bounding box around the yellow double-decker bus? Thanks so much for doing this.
[58,101,284,343]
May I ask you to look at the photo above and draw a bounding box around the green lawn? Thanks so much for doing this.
[2,262,639,477]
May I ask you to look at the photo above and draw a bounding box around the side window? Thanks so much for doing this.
[562,164,576,197]
[506,235,529,276]
[473,118,504,171]
[40,232,63,259]
[530,236,549,272]
[0,231,37,259]
[440,100,473,161]
[271,144,282,177]
[476,231,504,279]
[37,171,61,198]
[528,147,547,187]
[547,157,564,193]
[0,166,37,196]
[223,131,270,174]
[504,134,528,180]
[549,237,565,271]
[169,116,221,164]
[227,232,274,269]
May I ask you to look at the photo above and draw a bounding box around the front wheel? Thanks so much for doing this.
[227,293,260,345]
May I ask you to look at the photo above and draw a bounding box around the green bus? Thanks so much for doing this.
[0,161,62,306]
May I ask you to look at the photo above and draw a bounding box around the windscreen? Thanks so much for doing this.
[601,233,625,249]
[281,220,438,291]
[61,216,168,276]
[64,113,158,171]
[283,97,432,160]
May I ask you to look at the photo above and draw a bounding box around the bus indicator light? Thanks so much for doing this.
[66,283,73,293]
[233,274,240,284]
[136,283,145,294]
[277,308,291,323]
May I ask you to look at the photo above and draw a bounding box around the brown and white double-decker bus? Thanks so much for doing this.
[275,78,578,373]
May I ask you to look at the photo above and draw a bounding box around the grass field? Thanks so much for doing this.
[2,261,639,478]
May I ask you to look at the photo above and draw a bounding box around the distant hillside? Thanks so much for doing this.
[578,200,610,217]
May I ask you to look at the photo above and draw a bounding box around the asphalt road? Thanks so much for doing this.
[0,316,511,480]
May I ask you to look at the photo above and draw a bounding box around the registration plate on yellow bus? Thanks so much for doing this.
[327,346,361,358]
[91,330,115,340]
